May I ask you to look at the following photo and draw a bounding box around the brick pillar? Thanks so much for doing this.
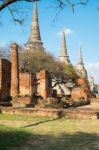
[37,70,52,99]
[10,43,19,97]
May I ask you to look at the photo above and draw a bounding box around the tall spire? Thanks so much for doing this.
[26,2,43,50]
[76,47,87,78]
[77,47,84,65]
[59,31,70,64]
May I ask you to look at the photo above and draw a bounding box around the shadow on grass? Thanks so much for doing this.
[0,126,99,150]
[21,118,59,128]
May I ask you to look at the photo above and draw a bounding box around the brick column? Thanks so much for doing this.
[37,70,52,99]
[10,43,19,97]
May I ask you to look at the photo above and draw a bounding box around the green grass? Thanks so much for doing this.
[0,114,50,121]
[0,114,99,150]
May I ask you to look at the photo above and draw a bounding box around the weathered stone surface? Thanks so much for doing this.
[0,107,99,119]
[0,59,11,101]
[36,70,52,99]
[35,97,45,108]
[70,77,94,101]
[10,43,19,97]
[12,96,34,107]
[19,72,36,96]
[71,87,89,100]
[46,97,59,105]
[59,31,70,64]
[26,2,43,51]
[76,78,87,86]
[76,48,88,79]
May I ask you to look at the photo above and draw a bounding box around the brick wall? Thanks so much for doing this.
[19,72,36,96]
[36,70,52,99]
[0,107,99,119]
[0,59,11,101]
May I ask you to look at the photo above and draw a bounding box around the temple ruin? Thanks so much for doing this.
[0,2,94,108]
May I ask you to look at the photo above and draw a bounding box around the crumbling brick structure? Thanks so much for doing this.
[36,70,52,99]
[71,78,93,100]
[0,59,11,101]
[10,43,19,97]
[0,43,92,108]
[19,72,36,96]
[0,43,52,104]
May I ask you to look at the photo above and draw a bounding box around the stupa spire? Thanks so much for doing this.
[77,47,84,65]
[29,1,41,42]
[26,2,43,50]
[59,30,70,64]
[76,46,88,78]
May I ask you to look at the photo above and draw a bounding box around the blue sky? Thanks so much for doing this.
[0,0,99,83]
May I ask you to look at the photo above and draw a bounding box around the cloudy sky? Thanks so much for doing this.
[0,0,99,83]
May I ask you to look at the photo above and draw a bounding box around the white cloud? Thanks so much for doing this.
[87,62,99,68]
[86,62,99,83]
[58,28,74,36]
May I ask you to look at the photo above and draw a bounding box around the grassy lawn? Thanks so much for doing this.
[0,114,99,150]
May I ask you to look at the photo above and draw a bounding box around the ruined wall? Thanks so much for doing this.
[1,107,99,119]
[19,72,36,96]
[36,70,52,99]
[0,59,11,101]
[76,78,87,86]
[71,78,93,100]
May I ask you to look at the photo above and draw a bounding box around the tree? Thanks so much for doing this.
[0,0,88,24]
[19,48,62,73]
[19,48,78,81]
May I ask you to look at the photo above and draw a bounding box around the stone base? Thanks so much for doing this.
[35,97,59,108]
[26,41,43,51]
[11,96,35,107]
[1,107,99,119]
[0,102,12,107]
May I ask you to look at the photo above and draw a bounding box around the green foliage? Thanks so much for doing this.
[19,49,78,80]
[72,99,90,108]
[19,49,60,73]
[62,63,78,80]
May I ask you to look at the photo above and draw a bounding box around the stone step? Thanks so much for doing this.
[0,102,12,107]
